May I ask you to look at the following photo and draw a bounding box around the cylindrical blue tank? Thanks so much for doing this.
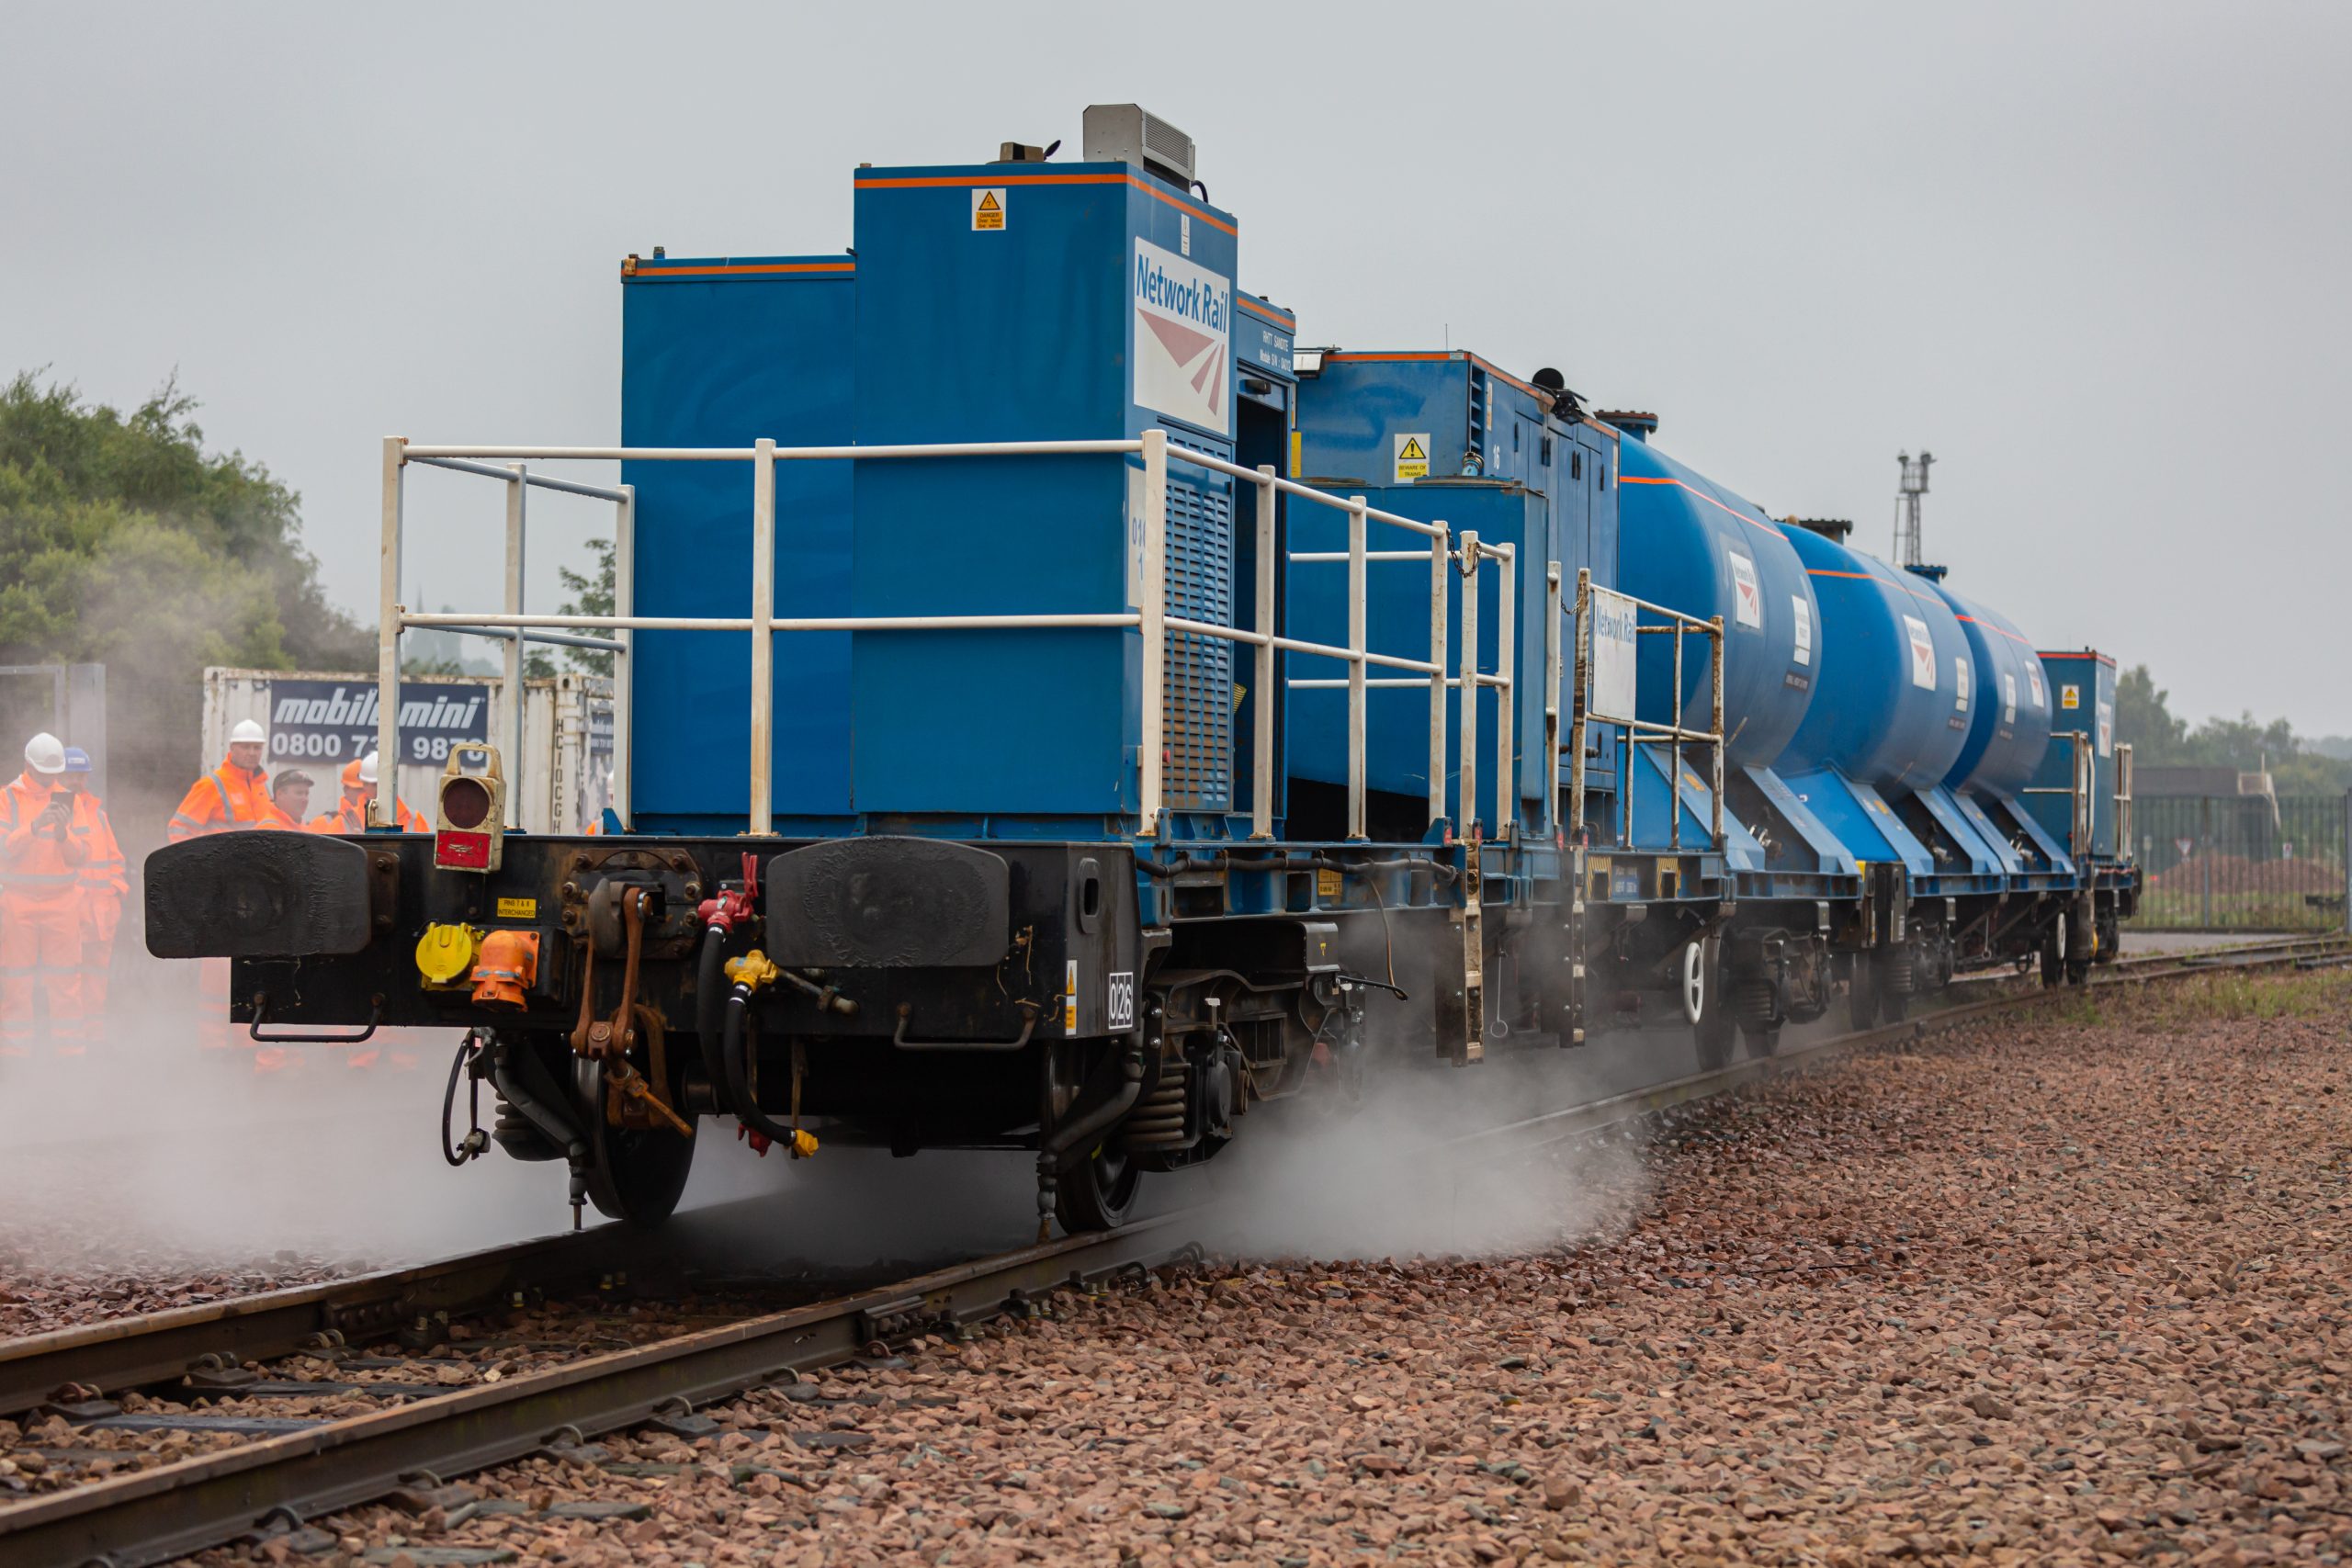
[1614,437,1815,769]
[1923,580,2052,794]
[1778,527,1971,790]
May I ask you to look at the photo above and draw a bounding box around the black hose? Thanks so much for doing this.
[695,925,733,1112]
[722,987,802,1145]
[440,1035,480,1167]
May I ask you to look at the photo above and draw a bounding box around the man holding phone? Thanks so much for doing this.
[1,733,89,1057]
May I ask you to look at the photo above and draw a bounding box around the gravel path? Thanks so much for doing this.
[175,969,2351,1565]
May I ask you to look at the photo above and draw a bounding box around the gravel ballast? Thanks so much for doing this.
[162,969,2352,1564]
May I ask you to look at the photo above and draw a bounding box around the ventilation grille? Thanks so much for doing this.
[1161,469,1232,812]
[1082,103,1197,188]
[1142,112,1193,173]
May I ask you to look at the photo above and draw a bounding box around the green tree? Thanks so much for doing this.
[2113,661,2351,794]
[556,538,616,677]
[0,372,373,810]
[0,372,368,671]
[2113,664,2188,763]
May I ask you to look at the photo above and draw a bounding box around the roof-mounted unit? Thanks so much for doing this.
[1082,104,1197,189]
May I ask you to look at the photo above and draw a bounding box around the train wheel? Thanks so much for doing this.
[2040,919,2067,988]
[1055,1145,1142,1235]
[574,1061,695,1228]
[1679,941,1708,1028]
[1691,937,1736,1072]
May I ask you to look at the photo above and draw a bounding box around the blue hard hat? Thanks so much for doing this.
[62,748,91,773]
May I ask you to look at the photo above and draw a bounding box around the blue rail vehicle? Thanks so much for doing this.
[1916,573,2081,963]
[1602,416,1848,1057]
[2030,649,2138,971]
[139,105,2139,1245]
[1291,356,1738,1047]
[1773,519,2007,1017]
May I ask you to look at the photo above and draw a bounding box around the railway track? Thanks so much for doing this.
[1454,931,2351,1163]
[0,931,2338,1568]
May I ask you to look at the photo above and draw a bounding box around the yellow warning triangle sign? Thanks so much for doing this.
[1399,437,1427,461]
[977,191,1001,213]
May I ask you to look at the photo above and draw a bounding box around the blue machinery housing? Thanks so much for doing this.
[148,107,2140,1232]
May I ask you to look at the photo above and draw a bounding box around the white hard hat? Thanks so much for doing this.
[230,718,266,745]
[24,732,64,775]
[357,750,380,785]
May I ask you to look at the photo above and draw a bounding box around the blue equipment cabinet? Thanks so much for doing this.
[849,162,1241,829]
[1290,350,1620,833]
[1297,352,1565,489]
[2030,650,2121,860]
[619,254,857,832]
[1283,479,1551,837]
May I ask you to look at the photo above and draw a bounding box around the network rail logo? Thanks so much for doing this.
[1132,238,1231,436]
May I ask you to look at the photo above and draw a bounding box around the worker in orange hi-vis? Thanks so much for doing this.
[166,718,298,1069]
[61,747,124,1049]
[308,750,429,833]
[169,719,293,840]
[1,734,89,1059]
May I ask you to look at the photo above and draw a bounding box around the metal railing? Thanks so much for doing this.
[1564,568,1725,852]
[1284,530,1519,840]
[375,434,1505,842]
[2115,741,2134,862]
[2023,731,2097,861]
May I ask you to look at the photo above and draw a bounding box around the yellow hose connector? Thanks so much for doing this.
[725,950,781,992]
[416,923,481,988]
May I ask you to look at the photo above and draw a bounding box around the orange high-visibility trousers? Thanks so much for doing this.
[1,892,83,1056]
[77,891,121,1032]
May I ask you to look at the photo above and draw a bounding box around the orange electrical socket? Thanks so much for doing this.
[470,930,540,1008]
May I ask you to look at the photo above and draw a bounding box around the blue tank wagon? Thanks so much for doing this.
[141,107,2137,1232]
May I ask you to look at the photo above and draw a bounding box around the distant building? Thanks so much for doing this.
[2144,761,2267,827]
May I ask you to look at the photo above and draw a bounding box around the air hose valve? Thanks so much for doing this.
[725,950,781,993]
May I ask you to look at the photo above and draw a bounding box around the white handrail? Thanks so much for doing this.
[1564,566,1726,852]
[375,433,1506,846]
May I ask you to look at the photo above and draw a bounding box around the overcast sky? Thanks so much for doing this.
[6,1,2347,731]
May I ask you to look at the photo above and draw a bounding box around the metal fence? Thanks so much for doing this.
[2129,794,2351,931]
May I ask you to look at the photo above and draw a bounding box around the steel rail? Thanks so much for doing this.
[0,1215,1198,1568]
[0,1227,639,1423]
